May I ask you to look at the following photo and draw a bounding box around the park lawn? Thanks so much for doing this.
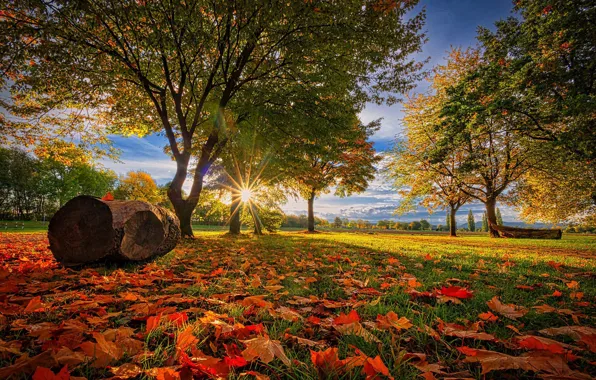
[0,231,594,379]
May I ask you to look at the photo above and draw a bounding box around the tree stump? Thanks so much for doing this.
[48,195,180,266]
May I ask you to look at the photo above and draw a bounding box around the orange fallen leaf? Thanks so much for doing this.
[241,335,291,366]
[110,363,143,378]
[32,365,70,380]
[333,310,360,325]
[376,311,413,331]
[176,326,198,353]
[362,355,394,380]
[478,311,498,322]
[487,296,527,320]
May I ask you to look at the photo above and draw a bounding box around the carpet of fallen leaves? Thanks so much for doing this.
[1,231,595,380]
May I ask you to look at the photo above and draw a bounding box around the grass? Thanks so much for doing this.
[0,230,594,379]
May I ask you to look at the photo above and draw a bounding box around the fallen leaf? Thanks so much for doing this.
[376,311,413,331]
[32,365,70,380]
[110,363,143,378]
[242,335,291,366]
[486,296,527,320]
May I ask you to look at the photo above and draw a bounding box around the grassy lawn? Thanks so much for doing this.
[0,231,594,379]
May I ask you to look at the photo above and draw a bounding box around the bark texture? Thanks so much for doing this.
[307,191,315,232]
[489,221,562,239]
[449,205,458,237]
[48,195,180,266]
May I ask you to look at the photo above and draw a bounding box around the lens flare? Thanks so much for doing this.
[241,188,253,203]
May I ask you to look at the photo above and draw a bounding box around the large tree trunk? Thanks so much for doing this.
[48,195,180,266]
[485,198,500,238]
[449,205,458,237]
[307,191,315,232]
[168,156,197,238]
[229,194,241,234]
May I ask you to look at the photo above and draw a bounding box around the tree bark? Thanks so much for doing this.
[307,191,315,232]
[485,198,500,238]
[229,194,241,234]
[48,195,180,266]
[253,213,263,235]
[449,205,458,237]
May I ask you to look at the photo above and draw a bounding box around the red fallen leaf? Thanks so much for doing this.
[362,355,394,380]
[32,365,70,380]
[333,310,360,325]
[306,315,321,325]
[547,261,563,270]
[101,192,114,201]
[551,290,563,297]
[478,311,498,322]
[223,343,249,368]
[517,336,566,354]
[209,267,225,277]
[439,286,473,299]
[424,253,432,261]
[179,351,230,377]
[167,312,188,327]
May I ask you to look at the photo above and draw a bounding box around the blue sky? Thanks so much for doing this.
[103,0,522,226]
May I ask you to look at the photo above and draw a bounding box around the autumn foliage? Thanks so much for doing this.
[0,232,594,379]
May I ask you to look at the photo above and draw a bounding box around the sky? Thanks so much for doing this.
[102,0,524,226]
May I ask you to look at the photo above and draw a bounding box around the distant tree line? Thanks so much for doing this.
[0,148,116,220]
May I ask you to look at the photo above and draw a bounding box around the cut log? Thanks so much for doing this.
[48,195,180,266]
[489,221,562,239]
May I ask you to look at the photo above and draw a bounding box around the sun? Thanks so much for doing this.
[241,188,253,203]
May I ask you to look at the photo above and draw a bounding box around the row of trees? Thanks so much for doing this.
[0,148,116,220]
[1,0,426,236]
[389,0,595,237]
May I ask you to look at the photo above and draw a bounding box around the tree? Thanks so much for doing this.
[476,0,595,166]
[442,1,596,224]
[496,208,503,226]
[420,219,431,231]
[333,217,343,229]
[0,147,115,220]
[509,149,596,224]
[1,0,425,237]
[467,210,476,232]
[291,119,380,232]
[114,171,161,204]
[435,49,537,237]
[390,49,477,237]
[482,212,489,232]
[408,221,421,231]
[446,212,450,233]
